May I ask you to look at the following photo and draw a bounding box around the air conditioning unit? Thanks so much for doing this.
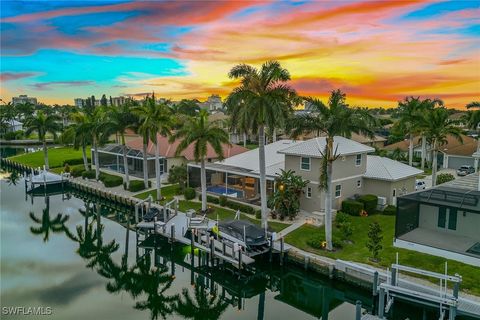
[377,197,387,210]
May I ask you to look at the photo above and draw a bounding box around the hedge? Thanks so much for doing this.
[341,199,364,216]
[71,165,86,177]
[307,234,343,250]
[184,187,196,200]
[63,158,87,166]
[99,172,123,188]
[198,194,220,204]
[357,194,378,214]
[127,180,151,192]
[219,195,228,207]
[382,205,396,216]
[82,170,96,179]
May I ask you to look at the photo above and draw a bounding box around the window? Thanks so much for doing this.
[356,180,362,188]
[300,157,311,171]
[306,186,312,198]
[335,184,342,198]
[355,154,362,166]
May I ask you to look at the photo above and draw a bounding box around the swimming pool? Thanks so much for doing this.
[105,164,125,173]
[207,185,244,198]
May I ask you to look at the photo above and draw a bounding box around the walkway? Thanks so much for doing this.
[276,221,305,238]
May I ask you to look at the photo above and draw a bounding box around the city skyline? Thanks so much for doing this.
[1,0,479,108]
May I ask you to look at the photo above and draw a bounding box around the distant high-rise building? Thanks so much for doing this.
[199,94,223,112]
[74,98,84,108]
[12,95,37,106]
[111,96,127,107]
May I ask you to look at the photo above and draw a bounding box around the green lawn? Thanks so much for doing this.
[177,200,289,233]
[8,146,91,169]
[285,215,480,295]
[134,184,181,201]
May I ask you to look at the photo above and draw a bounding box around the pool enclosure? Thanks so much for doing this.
[92,144,166,179]
[394,183,480,266]
[187,163,275,204]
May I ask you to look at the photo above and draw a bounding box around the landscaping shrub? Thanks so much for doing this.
[167,164,187,191]
[339,221,354,241]
[335,211,350,228]
[357,194,378,215]
[71,165,86,177]
[3,130,24,141]
[99,173,123,188]
[219,195,227,207]
[225,200,255,215]
[307,234,343,250]
[184,187,196,200]
[255,210,261,219]
[341,200,364,216]
[366,222,383,261]
[63,163,71,173]
[437,173,455,185]
[82,170,96,179]
[63,158,86,166]
[128,180,147,192]
[382,205,396,216]
[200,194,219,204]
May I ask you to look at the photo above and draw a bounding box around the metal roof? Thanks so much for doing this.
[278,136,374,158]
[364,156,423,181]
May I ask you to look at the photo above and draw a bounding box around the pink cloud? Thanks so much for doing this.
[0,72,38,82]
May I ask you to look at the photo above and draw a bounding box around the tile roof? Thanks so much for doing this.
[364,155,423,181]
[278,136,374,158]
[126,134,248,161]
[383,134,477,156]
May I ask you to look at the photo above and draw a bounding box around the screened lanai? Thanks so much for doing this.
[394,174,480,266]
[92,144,166,179]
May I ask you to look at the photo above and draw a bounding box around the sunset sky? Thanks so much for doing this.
[1,0,479,108]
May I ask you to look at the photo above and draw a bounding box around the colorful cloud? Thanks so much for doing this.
[0,0,478,108]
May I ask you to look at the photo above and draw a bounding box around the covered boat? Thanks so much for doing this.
[218,220,268,250]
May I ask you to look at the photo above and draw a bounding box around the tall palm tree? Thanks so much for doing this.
[421,107,462,186]
[64,112,92,170]
[24,111,61,170]
[132,97,157,189]
[464,102,480,173]
[418,99,443,170]
[289,90,375,250]
[171,109,229,212]
[150,103,174,201]
[90,107,110,180]
[396,97,427,166]
[106,103,136,189]
[226,60,297,229]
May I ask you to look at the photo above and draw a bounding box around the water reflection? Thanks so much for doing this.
[29,197,73,242]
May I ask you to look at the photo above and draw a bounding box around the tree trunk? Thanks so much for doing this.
[142,142,148,189]
[258,125,268,231]
[200,158,207,212]
[431,141,438,187]
[96,202,102,247]
[122,135,130,189]
[420,135,426,170]
[324,138,333,251]
[82,144,89,171]
[43,140,49,170]
[155,138,162,201]
[243,132,247,148]
[272,128,277,143]
[408,133,414,166]
[93,138,100,180]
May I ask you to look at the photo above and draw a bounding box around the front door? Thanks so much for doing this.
[437,207,457,231]
[392,188,397,206]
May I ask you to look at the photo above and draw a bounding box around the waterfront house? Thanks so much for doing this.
[394,173,480,266]
[188,137,421,210]
[93,134,248,179]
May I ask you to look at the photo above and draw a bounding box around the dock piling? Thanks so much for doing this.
[355,301,362,320]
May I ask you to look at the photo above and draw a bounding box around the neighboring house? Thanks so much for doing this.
[350,133,387,148]
[4,120,23,132]
[448,112,467,129]
[187,137,421,210]
[93,134,248,179]
[199,94,223,112]
[383,134,479,170]
[363,156,422,205]
[394,173,480,267]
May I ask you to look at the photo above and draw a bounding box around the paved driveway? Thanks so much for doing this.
[418,168,458,189]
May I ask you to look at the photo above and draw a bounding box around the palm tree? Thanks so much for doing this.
[226,60,297,229]
[171,109,229,212]
[418,99,443,170]
[90,107,110,180]
[289,90,375,250]
[464,102,480,173]
[396,97,428,167]
[64,112,92,170]
[422,107,463,186]
[24,111,61,170]
[132,97,157,189]
[149,103,174,201]
[106,103,136,189]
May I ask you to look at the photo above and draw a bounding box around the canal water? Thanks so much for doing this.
[0,169,469,320]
